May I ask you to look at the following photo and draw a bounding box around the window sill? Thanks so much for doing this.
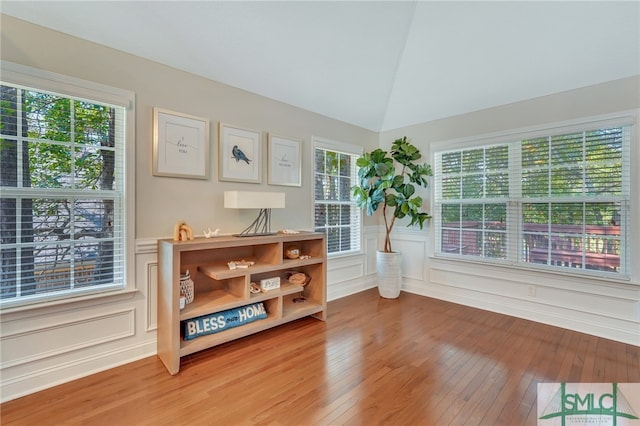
[327,250,364,260]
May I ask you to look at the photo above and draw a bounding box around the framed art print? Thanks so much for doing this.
[153,108,210,179]
[268,134,301,187]
[219,123,261,183]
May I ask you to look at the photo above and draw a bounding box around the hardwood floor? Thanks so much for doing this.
[2,289,638,425]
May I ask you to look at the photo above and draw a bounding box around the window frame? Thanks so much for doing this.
[312,136,363,257]
[0,60,136,309]
[432,112,636,282]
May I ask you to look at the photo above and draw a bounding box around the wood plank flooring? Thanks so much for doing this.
[2,289,638,425]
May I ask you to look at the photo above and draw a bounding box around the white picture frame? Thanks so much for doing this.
[267,134,301,187]
[152,108,210,179]
[219,123,262,183]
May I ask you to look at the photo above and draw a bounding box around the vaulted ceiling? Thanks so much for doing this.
[3,1,639,132]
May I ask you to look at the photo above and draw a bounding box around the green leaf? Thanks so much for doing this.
[370,149,388,163]
[366,199,377,216]
[402,184,415,198]
[356,156,369,168]
[376,162,390,176]
[371,188,385,204]
[386,193,398,206]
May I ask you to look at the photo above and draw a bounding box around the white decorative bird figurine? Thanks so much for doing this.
[203,228,220,238]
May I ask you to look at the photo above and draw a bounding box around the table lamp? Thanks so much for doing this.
[224,191,285,236]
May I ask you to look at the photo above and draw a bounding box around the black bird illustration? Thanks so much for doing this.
[231,145,251,164]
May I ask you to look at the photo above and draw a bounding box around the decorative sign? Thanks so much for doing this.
[182,302,267,340]
[260,276,281,291]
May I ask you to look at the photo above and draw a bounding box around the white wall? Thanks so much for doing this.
[380,76,640,347]
[0,15,377,402]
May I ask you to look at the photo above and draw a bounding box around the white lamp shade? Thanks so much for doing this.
[224,191,285,209]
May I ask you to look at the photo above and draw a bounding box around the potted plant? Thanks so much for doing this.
[352,136,432,298]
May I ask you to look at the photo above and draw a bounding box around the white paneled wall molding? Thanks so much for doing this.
[391,227,640,346]
[0,240,162,402]
[2,227,637,402]
[0,308,135,370]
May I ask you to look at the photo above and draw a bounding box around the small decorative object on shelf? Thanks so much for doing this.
[285,245,300,259]
[299,255,312,260]
[250,282,261,294]
[180,270,195,304]
[173,220,194,241]
[284,271,311,286]
[203,227,220,238]
[227,260,255,270]
[285,270,310,303]
[260,276,281,291]
[279,229,300,234]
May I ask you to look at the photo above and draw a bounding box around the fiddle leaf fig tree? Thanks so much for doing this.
[352,136,432,253]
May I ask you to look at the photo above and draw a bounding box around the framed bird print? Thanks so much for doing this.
[219,123,262,183]
[153,108,210,179]
[268,134,301,186]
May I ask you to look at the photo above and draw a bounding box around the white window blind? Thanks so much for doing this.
[313,138,362,255]
[0,68,131,307]
[437,144,510,259]
[434,118,632,278]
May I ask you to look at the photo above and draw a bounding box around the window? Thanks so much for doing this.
[434,117,632,278]
[0,62,134,307]
[313,137,362,255]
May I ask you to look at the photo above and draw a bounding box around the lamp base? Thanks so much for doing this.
[234,208,275,237]
[232,232,277,237]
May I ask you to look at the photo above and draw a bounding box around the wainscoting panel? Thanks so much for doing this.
[0,308,135,369]
[327,256,365,301]
[145,262,158,332]
[327,256,364,285]
[392,232,426,282]
[2,228,636,403]
[427,260,639,323]
[323,227,377,301]
[0,239,161,402]
[136,238,160,333]
[394,226,640,346]
[422,276,639,346]
[364,227,378,276]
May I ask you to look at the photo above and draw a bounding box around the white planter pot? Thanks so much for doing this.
[376,250,402,299]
